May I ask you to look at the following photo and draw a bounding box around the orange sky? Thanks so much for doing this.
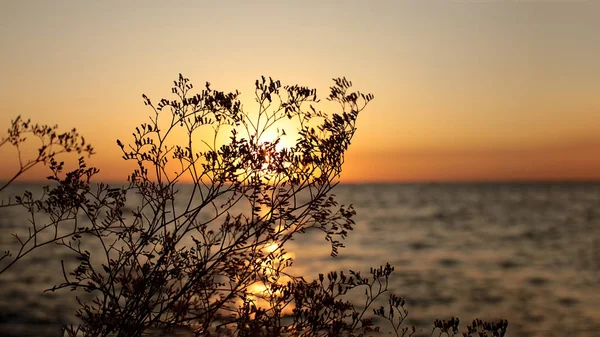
[1,0,599,183]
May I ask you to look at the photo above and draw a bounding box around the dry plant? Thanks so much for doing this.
[0,75,507,337]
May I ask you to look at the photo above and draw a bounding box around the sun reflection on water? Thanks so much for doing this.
[241,226,296,316]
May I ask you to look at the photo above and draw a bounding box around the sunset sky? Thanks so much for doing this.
[1,0,599,183]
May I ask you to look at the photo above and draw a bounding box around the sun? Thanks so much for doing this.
[257,127,296,152]
[251,128,297,180]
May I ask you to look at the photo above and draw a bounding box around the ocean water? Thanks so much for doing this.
[1,183,600,337]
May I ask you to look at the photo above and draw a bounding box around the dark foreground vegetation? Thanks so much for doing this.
[0,75,507,337]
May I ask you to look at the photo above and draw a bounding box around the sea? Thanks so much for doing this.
[1,182,599,337]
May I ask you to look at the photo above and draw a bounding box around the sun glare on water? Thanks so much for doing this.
[240,240,295,315]
[263,242,279,254]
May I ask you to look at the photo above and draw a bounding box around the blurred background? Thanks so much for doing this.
[1,1,599,336]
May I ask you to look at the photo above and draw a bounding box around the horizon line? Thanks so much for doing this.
[3,178,600,185]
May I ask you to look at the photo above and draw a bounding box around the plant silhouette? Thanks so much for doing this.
[0,75,507,337]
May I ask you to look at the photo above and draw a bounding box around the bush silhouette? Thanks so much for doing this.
[0,75,507,337]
